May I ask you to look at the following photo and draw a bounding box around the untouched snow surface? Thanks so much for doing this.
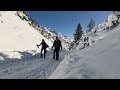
[0,11,53,51]
[0,50,69,79]
[49,25,120,79]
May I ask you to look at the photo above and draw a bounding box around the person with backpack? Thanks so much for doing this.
[52,36,62,60]
[37,39,49,58]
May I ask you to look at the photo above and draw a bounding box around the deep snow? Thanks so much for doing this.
[49,25,120,79]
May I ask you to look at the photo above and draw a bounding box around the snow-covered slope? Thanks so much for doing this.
[49,12,120,79]
[0,11,52,52]
[49,24,120,79]
[72,12,120,51]
[0,11,71,52]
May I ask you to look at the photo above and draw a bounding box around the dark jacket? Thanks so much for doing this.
[53,39,62,50]
[39,42,49,49]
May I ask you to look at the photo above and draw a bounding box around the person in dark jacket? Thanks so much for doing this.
[52,36,62,60]
[37,39,49,58]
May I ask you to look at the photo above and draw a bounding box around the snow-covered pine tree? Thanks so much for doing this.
[73,23,83,44]
[87,18,95,32]
[112,11,120,26]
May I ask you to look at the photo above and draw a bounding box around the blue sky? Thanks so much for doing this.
[27,11,111,39]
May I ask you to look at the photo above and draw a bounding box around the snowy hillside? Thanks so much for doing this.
[49,12,120,79]
[0,11,71,79]
[0,11,52,52]
[49,24,120,79]
[0,11,71,52]
[73,12,120,50]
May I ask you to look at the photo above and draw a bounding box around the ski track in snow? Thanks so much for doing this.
[0,50,69,79]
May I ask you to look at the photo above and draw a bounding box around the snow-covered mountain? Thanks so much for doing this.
[49,11,120,79]
[0,11,72,52]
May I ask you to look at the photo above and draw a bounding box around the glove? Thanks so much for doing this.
[37,44,40,48]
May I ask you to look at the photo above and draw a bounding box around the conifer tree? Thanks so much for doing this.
[73,23,83,44]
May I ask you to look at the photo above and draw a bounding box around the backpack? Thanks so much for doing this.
[45,43,49,48]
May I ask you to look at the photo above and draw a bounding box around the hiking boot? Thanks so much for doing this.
[56,57,59,60]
